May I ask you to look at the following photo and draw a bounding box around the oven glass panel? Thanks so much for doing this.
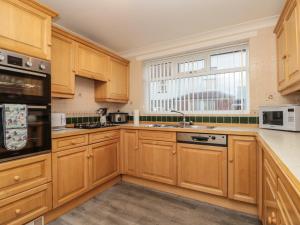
[0,106,51,161]
[0,68,50,104]
[263,111,283,125]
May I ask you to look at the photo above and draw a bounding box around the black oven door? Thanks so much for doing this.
[0,105,51,162]
[0,66,50,105]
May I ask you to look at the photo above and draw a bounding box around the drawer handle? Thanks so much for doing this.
[87,154,90,159]
[15,209,21,215]
[14,176,20,182]
[172,150,176,155]
[71,140,78,145]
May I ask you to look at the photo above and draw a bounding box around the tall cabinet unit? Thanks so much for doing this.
[0,0,57,60]
[275,0,300,94]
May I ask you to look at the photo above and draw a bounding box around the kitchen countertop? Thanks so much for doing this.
[52,123,300,187]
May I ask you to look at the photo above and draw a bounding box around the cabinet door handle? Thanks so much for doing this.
[172,150,176,155]
[14,175,20,181]
[87,154,90,159]
[229,159,234,163]
[15,209,21,215]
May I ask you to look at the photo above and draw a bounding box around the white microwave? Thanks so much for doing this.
[259,105,300,131]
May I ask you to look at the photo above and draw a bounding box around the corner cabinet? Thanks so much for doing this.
[0,0,57,60]
[228,136,257,204]
[95,57,129,103]
[51,29,75,98]
[275,0,300,94]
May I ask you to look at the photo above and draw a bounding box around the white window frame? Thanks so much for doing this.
[144,43,250,115]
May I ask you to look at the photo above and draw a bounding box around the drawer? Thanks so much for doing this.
[0,154,51,200]
[89,130,120,144]
[0,183,52,225]
[52,134,89,152]
[264,157,277,189]
[139,130,176,142]
[277,177,300,225]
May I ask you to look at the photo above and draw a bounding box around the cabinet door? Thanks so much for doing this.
[107,58,129,100]
[76,43,109,81]
[228,136,257,204]
[263,160,278,225]
[51,31,75,98]
[52,146,89,208]
[139,140,176,185]
[177,143,227,197]
[0,0,52,60]
[277,25,287,90]
[286,0,300,79]
[89,139,120,189]
[121,129,139,176]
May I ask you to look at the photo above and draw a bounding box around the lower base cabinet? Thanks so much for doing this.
[52,146,89,208]
[89,139,120,189]
[0,183,52,225]
[177,143,227,197]
[139,140,177,185]
[52,139,120,208]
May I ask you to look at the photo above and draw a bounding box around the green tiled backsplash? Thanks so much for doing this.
[66,115,259,125]
[128,116,259,124]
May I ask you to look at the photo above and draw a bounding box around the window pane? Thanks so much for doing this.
[211,50,246,70]
[146,46,248,114]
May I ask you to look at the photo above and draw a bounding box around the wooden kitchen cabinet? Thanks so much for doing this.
[89,139,120,189]
[228,136,257,204]
[51,29,75,98]
[0,153,51,200]
[0,0,57,60]
[177,143,227,197]
[139,140,177,185]
[75,43,109,81]
[0,183,52,225]
[95,57,129,103]
[121,129,139,176]
[52,146,89,208]
[275,0,300,94]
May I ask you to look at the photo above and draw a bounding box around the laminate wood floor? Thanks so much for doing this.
[49,182,261,225]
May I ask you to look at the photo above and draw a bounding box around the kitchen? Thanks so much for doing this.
[0,0,300,225]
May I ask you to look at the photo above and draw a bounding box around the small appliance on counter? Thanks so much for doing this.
[108,111,129,124]
[51,113,66,130]
[259,105,300,131]
[96,107,108,124]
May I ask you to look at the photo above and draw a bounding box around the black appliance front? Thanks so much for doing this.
[0,66,51,105]
[0,105,51,162]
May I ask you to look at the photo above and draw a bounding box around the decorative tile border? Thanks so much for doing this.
[66,115,259,125]
[129,116,259,124]
[66,116,101,125]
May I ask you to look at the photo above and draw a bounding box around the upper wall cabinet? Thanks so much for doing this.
[51,26,129,102]
[51,28,75,98]
[0,0,57,60]
[75,43,109,81]
[275,0,300,95]
[95,57,129,103]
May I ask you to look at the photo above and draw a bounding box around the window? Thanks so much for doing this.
[144,45,249,114]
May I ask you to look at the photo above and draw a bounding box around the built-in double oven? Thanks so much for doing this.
[0,49,51,162]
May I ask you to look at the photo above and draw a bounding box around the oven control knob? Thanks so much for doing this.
[25,60,33,67]
[211,136,216,140]
[0,53,5,62]
[39,63,46,70]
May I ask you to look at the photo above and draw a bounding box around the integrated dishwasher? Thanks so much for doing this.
[176,132,228,197]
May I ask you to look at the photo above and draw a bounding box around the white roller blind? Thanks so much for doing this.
[145,44,249,114]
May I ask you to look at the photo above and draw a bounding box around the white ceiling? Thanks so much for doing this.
[41,0,284,54]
